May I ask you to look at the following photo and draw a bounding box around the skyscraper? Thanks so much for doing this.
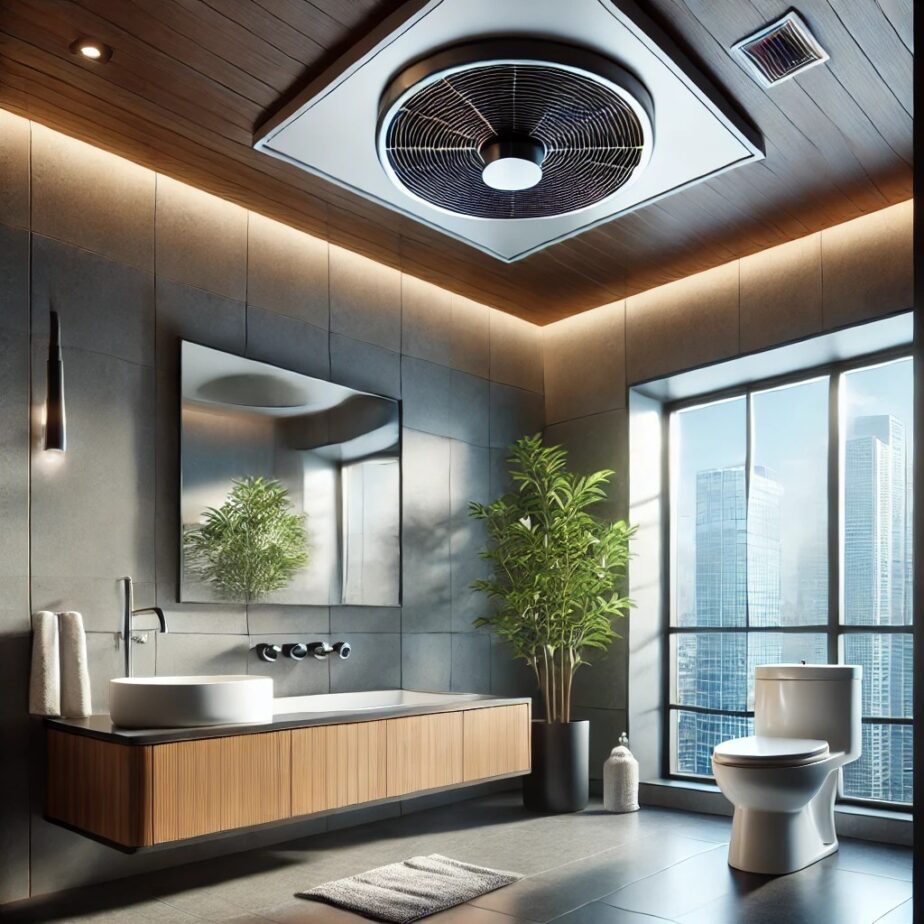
[841,415,911,802]
[677,465,782,775]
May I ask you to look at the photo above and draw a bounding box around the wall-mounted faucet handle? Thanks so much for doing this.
[333,641,352,660]
[283,643,309,661]
[307,641,334,661]
[256,643,282,663]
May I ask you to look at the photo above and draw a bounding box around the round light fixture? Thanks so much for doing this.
[376,39,653,220]
[480,137,545,191]
[69,38,112,62]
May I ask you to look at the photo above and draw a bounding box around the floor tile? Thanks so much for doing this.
[600,845,750,920]
[0,794,910,924]
[550,902,678,923]
[674,866,912,924]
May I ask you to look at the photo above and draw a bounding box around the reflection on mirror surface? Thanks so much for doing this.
[180,341,400,606]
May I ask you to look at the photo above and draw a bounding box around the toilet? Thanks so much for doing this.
[712,663,862,876]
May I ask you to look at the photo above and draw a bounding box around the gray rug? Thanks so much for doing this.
[297,853,522,923]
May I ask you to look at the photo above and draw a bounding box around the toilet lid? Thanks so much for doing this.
[713,735,830,768]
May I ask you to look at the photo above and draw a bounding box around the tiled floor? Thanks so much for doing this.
[0,794,912,924]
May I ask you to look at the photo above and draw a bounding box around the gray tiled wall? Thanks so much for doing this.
[0,110,542,903]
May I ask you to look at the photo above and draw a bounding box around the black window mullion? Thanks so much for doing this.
[665,351,913,805]
[828,372,841,668]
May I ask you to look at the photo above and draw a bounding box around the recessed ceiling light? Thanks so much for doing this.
[69,38,111,62]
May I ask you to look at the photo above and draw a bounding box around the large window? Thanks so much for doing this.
[667,355,913,806]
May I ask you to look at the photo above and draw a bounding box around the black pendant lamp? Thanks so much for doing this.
[44,310,66,453]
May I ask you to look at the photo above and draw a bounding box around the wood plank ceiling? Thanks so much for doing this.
[0,0,913,323]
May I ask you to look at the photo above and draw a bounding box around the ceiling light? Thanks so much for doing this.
[70,38,111,62]
[480,137,545,191]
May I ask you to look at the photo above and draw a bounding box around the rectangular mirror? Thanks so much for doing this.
[180,341,400,606]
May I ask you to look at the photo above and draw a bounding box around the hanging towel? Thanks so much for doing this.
[59,611,92,718]
[29,610,61,717]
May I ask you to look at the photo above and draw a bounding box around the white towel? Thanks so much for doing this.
[59,611,92,718]
[29,610,61,717]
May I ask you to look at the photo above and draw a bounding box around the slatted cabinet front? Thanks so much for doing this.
[47,704,531,848]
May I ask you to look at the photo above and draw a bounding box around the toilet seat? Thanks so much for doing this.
[713,735,830,768]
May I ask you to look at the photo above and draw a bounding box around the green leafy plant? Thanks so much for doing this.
[184,476,309,603]
[470,434,635,724]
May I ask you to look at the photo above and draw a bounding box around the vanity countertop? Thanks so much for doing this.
[46,692,533,745]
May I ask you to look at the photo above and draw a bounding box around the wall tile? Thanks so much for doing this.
[155,278,246,373]
[246,212,328,327]
[330,633,401,692]
[490,634,536,699]
[245,307,329,380]
[0,327,29,633]
[402,633,451,692]
[450,295,490,378]
[401,274,451,366]
[247,633,329,697]
[0,225,29,333]
[330,606,400,635]
[450,440,491,634]
[159,603,247,635]
[626,261,739,383]
[31,348,155,633]
[85,631,126,710]
[32,578,155,637]
[0,109,29,230]
[490,383,544,449]
[489,310,543,394]
[571,635,629,711]
[449,370,489,447]
[739,233,822,352]
[401,430,451,633]
[451,633,491,693]
[329,333,400,399]
[31,124,154,270]
[571,706,629,780]
[155,175,246,300]
[156,632,249,677]
[401,355,451,436]
[0,634,30,903]
[543,300,626,424]
[544,409,629,522]
[329,245,401,351]
[247,605,330,636]
[31,235,155,365]
[822,200,913,329]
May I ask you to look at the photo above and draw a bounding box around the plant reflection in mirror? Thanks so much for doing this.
[184,476,309,602]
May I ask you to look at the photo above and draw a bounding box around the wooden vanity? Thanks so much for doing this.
[45,697,531,850]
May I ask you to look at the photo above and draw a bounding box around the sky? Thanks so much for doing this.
[671,356,913,624]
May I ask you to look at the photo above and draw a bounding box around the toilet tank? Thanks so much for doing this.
[754,664,862,760]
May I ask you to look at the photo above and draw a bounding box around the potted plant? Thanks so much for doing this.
[184,476,309,603]
[470,435,635,812]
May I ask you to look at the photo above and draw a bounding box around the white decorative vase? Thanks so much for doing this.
[603,732,639,813]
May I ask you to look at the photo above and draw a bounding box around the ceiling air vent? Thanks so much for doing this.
[376,40,653,220]
[732,11,828,87]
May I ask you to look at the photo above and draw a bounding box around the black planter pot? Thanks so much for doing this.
[523,719,589,813]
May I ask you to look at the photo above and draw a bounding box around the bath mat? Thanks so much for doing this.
[297,853,522,923]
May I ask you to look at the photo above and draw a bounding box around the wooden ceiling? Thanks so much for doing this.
[0,0,912,323]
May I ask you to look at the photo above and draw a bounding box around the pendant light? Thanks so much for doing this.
[44,311,66,453]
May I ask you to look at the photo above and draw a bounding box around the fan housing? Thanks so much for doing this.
[376,41,654,220]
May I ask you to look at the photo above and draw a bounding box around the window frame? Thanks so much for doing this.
[662,346,914,810]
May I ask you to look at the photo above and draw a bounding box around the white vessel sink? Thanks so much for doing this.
[274,690,481,714]
[110,675,274,729]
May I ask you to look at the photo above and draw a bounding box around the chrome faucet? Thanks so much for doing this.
[122,576,168,677]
